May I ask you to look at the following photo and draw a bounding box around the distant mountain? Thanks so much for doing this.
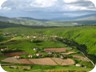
[0,16,10,22]
[14,17,49,21]
[76,16,96,21]
[0,16,96,27]
[51,13,96,21]
[0,16,75,26]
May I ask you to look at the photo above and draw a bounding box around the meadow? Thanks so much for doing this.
[0,25,96,72]
[0,26,96,54]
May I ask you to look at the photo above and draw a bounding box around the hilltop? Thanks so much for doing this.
[0,16,96,27]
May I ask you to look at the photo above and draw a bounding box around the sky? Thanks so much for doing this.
[0,0,96,20]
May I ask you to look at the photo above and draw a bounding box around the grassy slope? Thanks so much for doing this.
[1,26,96,54]
[62,26,96,54]
[3,65,91,72]
[0,26,96,72]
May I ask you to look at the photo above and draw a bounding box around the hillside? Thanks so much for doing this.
[0,26,96,55]
[0,20,96,55]
[0,16,96,27]
[76,16,96,21]
[0,25,96,72]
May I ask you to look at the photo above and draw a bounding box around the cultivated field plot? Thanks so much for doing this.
[73,55,90,62]
[1,57,20,64]
[1,57,75,66]
[52,58,75,65]
[44,48,67,52]
[19,59,33,64]
[4,51,27,57]
[29,58,57,65]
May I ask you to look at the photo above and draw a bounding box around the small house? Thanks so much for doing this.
[48,52,52,55]
[27,36,30,39]
[33,36,36,39]
[33,48,38,51]
[28,55,33,58]
[60,55,64,59]
[36,53,42,57]
[75,64,81,67]
[0,48,8,51]
[0,49,5,51]
[14,56,20,59]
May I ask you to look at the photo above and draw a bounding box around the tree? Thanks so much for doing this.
[0,35,5,42]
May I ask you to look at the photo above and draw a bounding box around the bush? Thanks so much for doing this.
[0,35,5,42]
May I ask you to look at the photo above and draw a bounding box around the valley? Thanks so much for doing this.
[0,24,96,72]
[0,0,96,72]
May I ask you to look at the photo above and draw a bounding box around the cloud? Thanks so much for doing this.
[90,0,96,7]
[30,0,57,8]
[0,0,96,11]
[64,5,88,10]
[0,0,96,19]
[63,0,96,8]
[0,0,6,9]
[2,6,11,10]
[63,0,79,3]
[62,0,95,11]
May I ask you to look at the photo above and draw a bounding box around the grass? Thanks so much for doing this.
[1,26,96,54]
[3,65,92,72]
[0,26,96,72]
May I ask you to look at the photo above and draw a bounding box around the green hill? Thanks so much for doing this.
[0,16,96,27]
[0,26,96,55]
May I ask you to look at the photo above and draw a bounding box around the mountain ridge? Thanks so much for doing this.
[0,16,96,26]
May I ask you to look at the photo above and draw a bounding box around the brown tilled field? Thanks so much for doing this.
[44,48,67,52]
[19,59,33,64]
[29,58,75,66]
[61,58,75,65]
[29,58,57,65]
[73,55,89,62]
[4,52,27,57]
[2,57,75,66]
[64,51,76,55]
[52,58,64,65]
[52,58,75,65]
[1,57,20,64]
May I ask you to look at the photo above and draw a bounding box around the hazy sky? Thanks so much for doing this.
[0,0,96,19]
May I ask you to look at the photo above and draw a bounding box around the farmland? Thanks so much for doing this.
[0,25,96,72]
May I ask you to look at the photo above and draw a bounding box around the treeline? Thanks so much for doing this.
[0,21,59,28]
[0,21,23,28]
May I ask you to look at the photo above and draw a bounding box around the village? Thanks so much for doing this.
[0,32,92,71]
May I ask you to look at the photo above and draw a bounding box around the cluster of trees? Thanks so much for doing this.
[0,33,5,42]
